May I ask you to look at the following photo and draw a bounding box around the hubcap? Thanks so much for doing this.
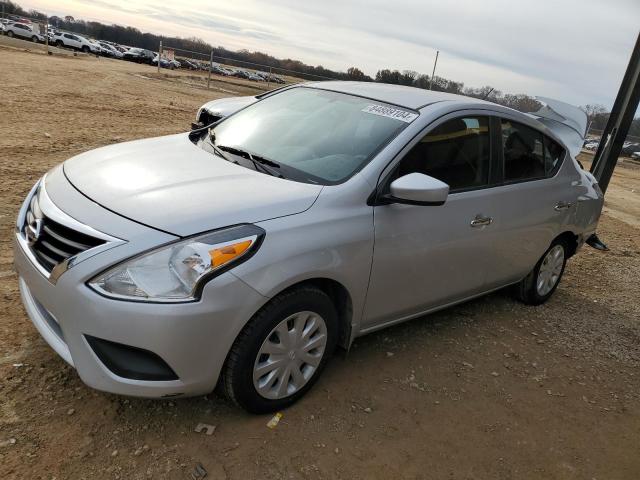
[536,245,564,296]
[253,311,327,400]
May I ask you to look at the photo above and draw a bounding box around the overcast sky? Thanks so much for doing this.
[20,0,640,108]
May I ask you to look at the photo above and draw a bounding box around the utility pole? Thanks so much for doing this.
[157,40,162,73]
[45,15,49,54]
[428,50,439,90]
[207,50,213,89]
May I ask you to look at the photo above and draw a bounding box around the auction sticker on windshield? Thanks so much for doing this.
[362,105,418,123]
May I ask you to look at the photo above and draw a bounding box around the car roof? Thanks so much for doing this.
[305,81,492,110]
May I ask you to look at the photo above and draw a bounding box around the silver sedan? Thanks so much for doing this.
[14,82,603,413]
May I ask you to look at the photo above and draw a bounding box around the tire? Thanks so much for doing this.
[81,45,89,53]
[31,36,38,43]
[221,286,338,413]
[55,40,63,47]
[7,31,13,38]
[514,239,567,305]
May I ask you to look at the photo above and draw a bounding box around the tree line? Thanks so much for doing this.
[4,0,639,132]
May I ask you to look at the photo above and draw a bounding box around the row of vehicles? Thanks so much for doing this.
[1,19,285,84]
[583,138,640,159]
[209,64,286,83]
[2,19,120,56]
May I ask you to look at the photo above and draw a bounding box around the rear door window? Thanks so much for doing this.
[544,136,565,176]
[501,119,545,182]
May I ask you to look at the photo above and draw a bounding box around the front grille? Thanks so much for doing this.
[23,192,105,273]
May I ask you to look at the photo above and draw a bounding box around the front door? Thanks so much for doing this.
[363,115,500,329]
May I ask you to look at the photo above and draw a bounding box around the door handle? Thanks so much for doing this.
[554,201,573,211]
[470,215,493,227]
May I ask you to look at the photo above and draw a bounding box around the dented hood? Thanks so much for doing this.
[63,133,322,236]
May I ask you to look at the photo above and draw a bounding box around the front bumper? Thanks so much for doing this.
[14,176,268,398]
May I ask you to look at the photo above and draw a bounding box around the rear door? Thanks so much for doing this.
[363,112,501,330]
[65,34,80,49]
[482,116,575,289]
[16,24,29,38]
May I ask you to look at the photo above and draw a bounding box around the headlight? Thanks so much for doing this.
[88,224,264,302]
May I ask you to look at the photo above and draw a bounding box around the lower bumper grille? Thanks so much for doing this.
[86,336,179,381]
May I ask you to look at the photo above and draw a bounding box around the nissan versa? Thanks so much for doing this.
[15,82,603,413]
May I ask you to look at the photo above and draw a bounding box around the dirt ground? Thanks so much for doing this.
[1,43,640,480]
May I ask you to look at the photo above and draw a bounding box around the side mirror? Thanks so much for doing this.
[384,173,449,206]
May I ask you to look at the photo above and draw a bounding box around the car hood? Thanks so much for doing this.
[63,133,323,236]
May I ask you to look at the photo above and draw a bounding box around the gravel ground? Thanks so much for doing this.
[1,44,639,480]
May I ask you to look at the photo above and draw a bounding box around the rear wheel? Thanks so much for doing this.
[514,239,567,305]
[221,286,338,413]
[7,30,13,38]
[55,40,63,47]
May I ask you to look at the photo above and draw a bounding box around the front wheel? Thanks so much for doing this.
[514,240,567,305]
[81,45,89,53]
[221,286,338,413]
[31,36,38,43]
[7,30,13,38]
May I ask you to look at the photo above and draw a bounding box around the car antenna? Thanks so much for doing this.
[481,88,494,100]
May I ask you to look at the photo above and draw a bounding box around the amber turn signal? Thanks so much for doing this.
[209,240,253,268]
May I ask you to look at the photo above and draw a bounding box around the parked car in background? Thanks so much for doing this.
[195,94,260,126]
[621,142,640,156]
[5,22,44,43]
[110,43,128,54]
[46,27,57,44]
[247,72,266,82]
[14,83,603,413]
[182,59,200,70]
[232,69,251,79]
[93,41,112,57]
[123,47,155,64]
[96,41,123,58]
[151,55,171,68]
[52,32,99,53]
[170,59,181,69]
[193,85,292,127]
[631,151,640,160]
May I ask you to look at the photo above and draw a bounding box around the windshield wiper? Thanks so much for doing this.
[216,145,284,178]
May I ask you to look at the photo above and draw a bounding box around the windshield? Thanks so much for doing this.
[204,87,416,185]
